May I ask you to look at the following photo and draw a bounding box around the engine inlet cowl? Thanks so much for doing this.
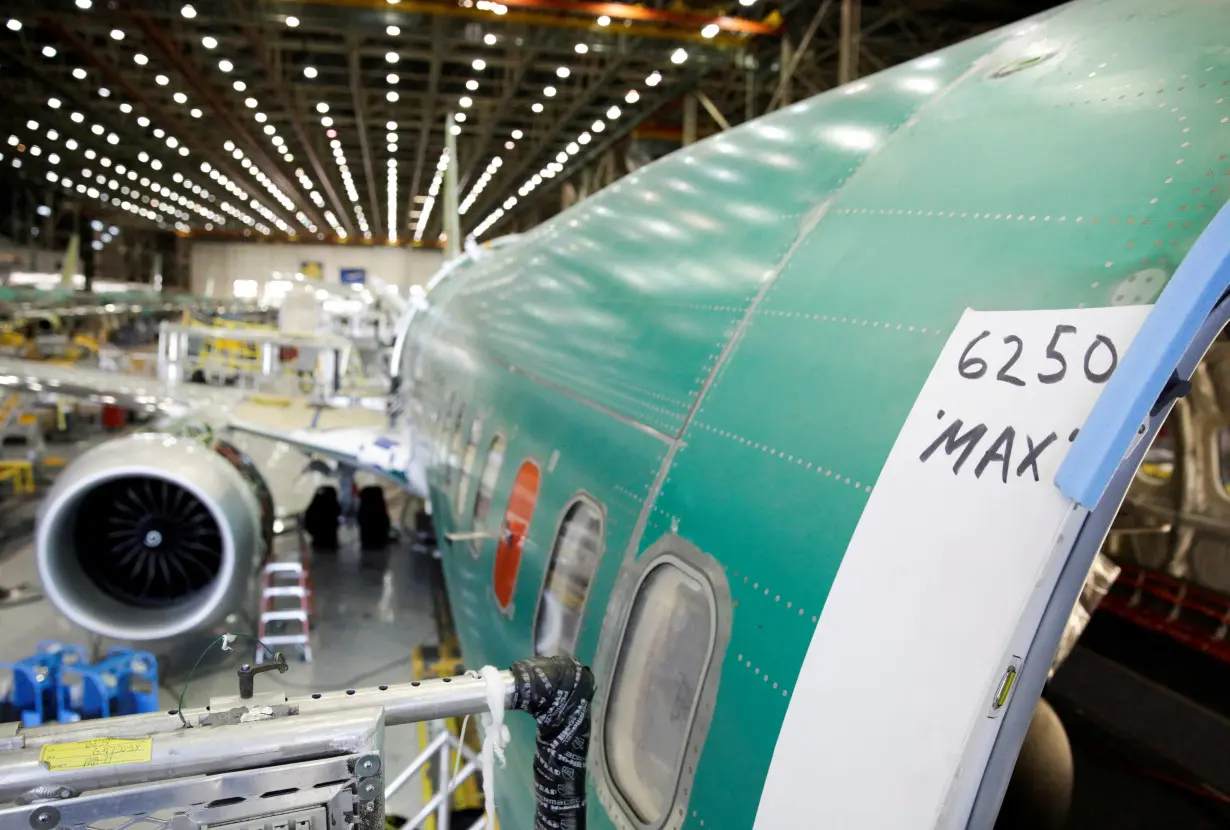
[36,433,268,641]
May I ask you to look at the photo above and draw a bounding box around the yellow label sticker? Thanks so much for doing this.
[39,738,153,771]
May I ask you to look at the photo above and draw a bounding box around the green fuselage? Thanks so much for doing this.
[406,0,1230,826]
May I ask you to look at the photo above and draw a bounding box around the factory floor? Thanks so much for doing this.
[0,423,441,821]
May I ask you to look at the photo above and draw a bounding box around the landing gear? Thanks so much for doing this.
[303,485,341,550]
[357,486,392,550]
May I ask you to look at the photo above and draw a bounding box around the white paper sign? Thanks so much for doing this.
[754,304,1153,830]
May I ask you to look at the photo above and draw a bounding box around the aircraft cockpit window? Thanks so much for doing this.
[533,495,605,658]
[455,417,483,519]
[471,434,506,556]
[602,541,729,829]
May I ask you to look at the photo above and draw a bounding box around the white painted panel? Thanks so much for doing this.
[754,304,1153,829]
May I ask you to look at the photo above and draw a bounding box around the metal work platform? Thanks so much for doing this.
[0,657,594,830]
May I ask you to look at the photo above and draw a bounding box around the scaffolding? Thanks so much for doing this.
[0,658,593,830]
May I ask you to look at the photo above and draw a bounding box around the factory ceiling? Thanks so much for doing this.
[0,0,1057,247]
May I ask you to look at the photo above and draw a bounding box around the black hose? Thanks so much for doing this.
[508,656,595,830]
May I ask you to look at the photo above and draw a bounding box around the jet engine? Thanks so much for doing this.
[36,432,273,641]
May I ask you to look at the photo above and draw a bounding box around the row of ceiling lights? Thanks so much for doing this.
[11,0,748,243]
[39,7,295,235]
[191,19,316,236]
[413,149,449,242]
[27,102,226,228]
[7,127,216,232]
[386,28,401,243]
[469,29,695,240]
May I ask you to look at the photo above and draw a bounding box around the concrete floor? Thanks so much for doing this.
[0,424,440,820]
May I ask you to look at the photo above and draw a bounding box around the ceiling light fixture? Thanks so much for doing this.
[316,101,329,113]
[385,51,399,63]
[511,129,523,139]
[597,15,610,26]
[646,70,661,86]
[286,15,300,27]
[607,105,621,119]
[472,58,486,70]
[173,92,188,103]
[386,90,399,102]
[557,66,570,78]
[73,68,87,80]
[202,35,217,48]
[181,4,197,19]
[575,43,589,54]
[387,73,399,84]
[42,46,57,58]
[218,59,233,72]
[233,80,247,91]
[191,107,203,117]
[109,29,124,40]
[4,18,18,31]
[387,25,400,36]
[483,33,496,45]
[303,66,317,78]
[625,89,639,103]
[671,48,688,64]
[701,23,719,38]
[544,86,556,97]
[531,102,543,113]
[466,79,479,91]
[134,53,148,65]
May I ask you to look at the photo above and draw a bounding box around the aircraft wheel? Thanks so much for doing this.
[994,698,1073,830]
[358,486,392,550]
[303,485,340,551]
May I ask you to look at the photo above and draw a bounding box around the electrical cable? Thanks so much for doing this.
[453,713,471,781]
[175,632,277,727]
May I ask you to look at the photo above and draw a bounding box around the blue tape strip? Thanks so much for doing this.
[1057,201,1230,507]
[310,406,323,428]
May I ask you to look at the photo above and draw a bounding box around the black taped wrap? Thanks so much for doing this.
[509,656,596,830]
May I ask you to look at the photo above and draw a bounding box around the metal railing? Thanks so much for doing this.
[0,670,515,830]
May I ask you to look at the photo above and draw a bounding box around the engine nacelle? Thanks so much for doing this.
[36,432,273,641]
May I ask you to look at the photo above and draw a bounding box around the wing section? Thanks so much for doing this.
[0,356,245,418]
[226,418,424,496]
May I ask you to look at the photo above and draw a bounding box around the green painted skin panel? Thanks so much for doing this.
[406,1,1230,827]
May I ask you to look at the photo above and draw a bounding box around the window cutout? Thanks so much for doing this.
[471,435,506,556]
[534,496,604,657]
[605,559,715,825]
[493,460,540,610]
[455,418,483,519]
